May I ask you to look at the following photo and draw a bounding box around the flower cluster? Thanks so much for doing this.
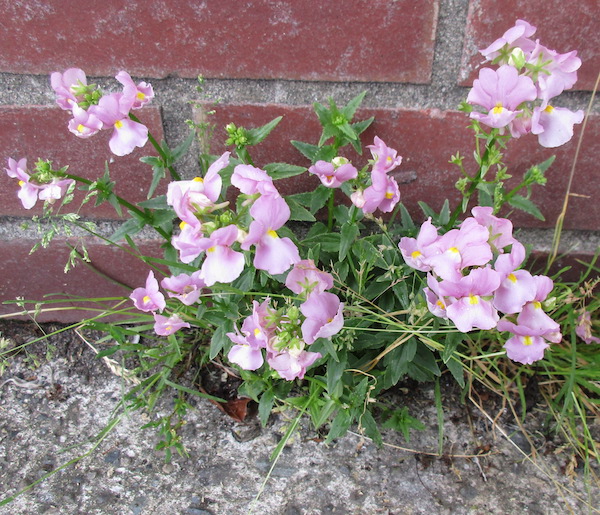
[467,19,584,148]
[168,154,301,284]
[129,270,193,336]
[4,157,74,209]
[226,259,343,380]
[399,207,561,364]
[131,149,351,380]
[51,68,153,156]
[308,136,402,215]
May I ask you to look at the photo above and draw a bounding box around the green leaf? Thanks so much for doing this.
[258,389,275,427]
[246,116,283,145]
[360,410,383,447]
[438,199,451,226]
[412,345,441,377]
[441,332,463,364]
[339,222,359,261]
[508,194,545,221]
[446,358,465,388]
[325,409,352,443]
[341,91,367,120]
[170,129,196,164]
[138,195,170,210]
[310,185,332,214]
[302,233,341,253]
[417,201,438,220]
[313,145,337,163]
[382,407,425,442]
[326,353,346,398]
[287,198,316,222]
[209,323,232,360]
[291,140,320,162]
[109,216,145,243]
[263,163,307,180]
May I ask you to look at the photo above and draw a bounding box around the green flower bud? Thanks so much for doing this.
[508,48,526,69]
[332,156,350,168]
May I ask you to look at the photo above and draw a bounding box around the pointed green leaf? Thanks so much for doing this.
[508,194,545,221]
[246,116,283,145]
[341,91,367,120]
[287,198,316,222]
[291,140,320,162]
[339,222,359,261]
[264,163,307,180]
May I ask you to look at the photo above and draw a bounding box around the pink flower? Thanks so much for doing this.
[423,273,449,319]
[493,269,537,315]
[497,319,552,365]
[50,68,88,110]
[493,241,536,314]
[479,19,537,61]
[197,225,245,286]
[226,327,265,371]
[115,71,154,109]
[575,311,600,345]
[424,217,492,282]
[528,42,581,103]
[267,348,321,380]
[438,267,501,333]
[171,222,206,264]
[471,206,516,252]
[153,313,190,336]
[231,164,277,195]
[68,104,103,138]
[241,299,276,349]
[130,271,166,312]
[5,158,74,209]
[300,292,344,344]
[160,271,206,306]
[467,65,537,129]
[242,194,300,275]
[90,92,148,156]
[531,105,584,148]
[285,259,334,296]
[308,159,357,188]
[399,217,440,272]
[167,152,230,225]
[354,170,400,214]
[367,136,402,174]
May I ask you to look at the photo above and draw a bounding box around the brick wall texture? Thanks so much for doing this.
[1,0,598,321]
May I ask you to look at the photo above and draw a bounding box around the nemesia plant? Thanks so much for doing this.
[3,20,596,452]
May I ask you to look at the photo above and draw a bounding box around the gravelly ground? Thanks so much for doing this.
[0,321,597,515]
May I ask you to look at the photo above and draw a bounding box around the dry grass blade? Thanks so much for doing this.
[75,329,140,385]
[548,69,600,270]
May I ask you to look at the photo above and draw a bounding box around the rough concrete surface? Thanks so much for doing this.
[0,321,597,515]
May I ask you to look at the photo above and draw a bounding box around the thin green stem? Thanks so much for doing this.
[128,112,181,181]
[64,172,170,241]
[327,189,335,231]
[446,132,500,229]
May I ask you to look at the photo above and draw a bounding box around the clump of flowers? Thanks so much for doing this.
[399,207,562,364]
[5,158,74,210]
[51,68,153,156]
[2,19,593,454]
[467,19,584,148]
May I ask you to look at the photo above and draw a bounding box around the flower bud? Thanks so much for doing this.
[508,48,526,69]
[332,156,350,168]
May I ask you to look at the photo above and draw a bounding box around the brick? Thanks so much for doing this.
[0,238,164,323]
[0,106,164,219]
[0,0,438,83]
[199,102,600,230]
[460,0,600,90]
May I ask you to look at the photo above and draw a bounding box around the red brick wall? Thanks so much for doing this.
[1,0,598,321]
